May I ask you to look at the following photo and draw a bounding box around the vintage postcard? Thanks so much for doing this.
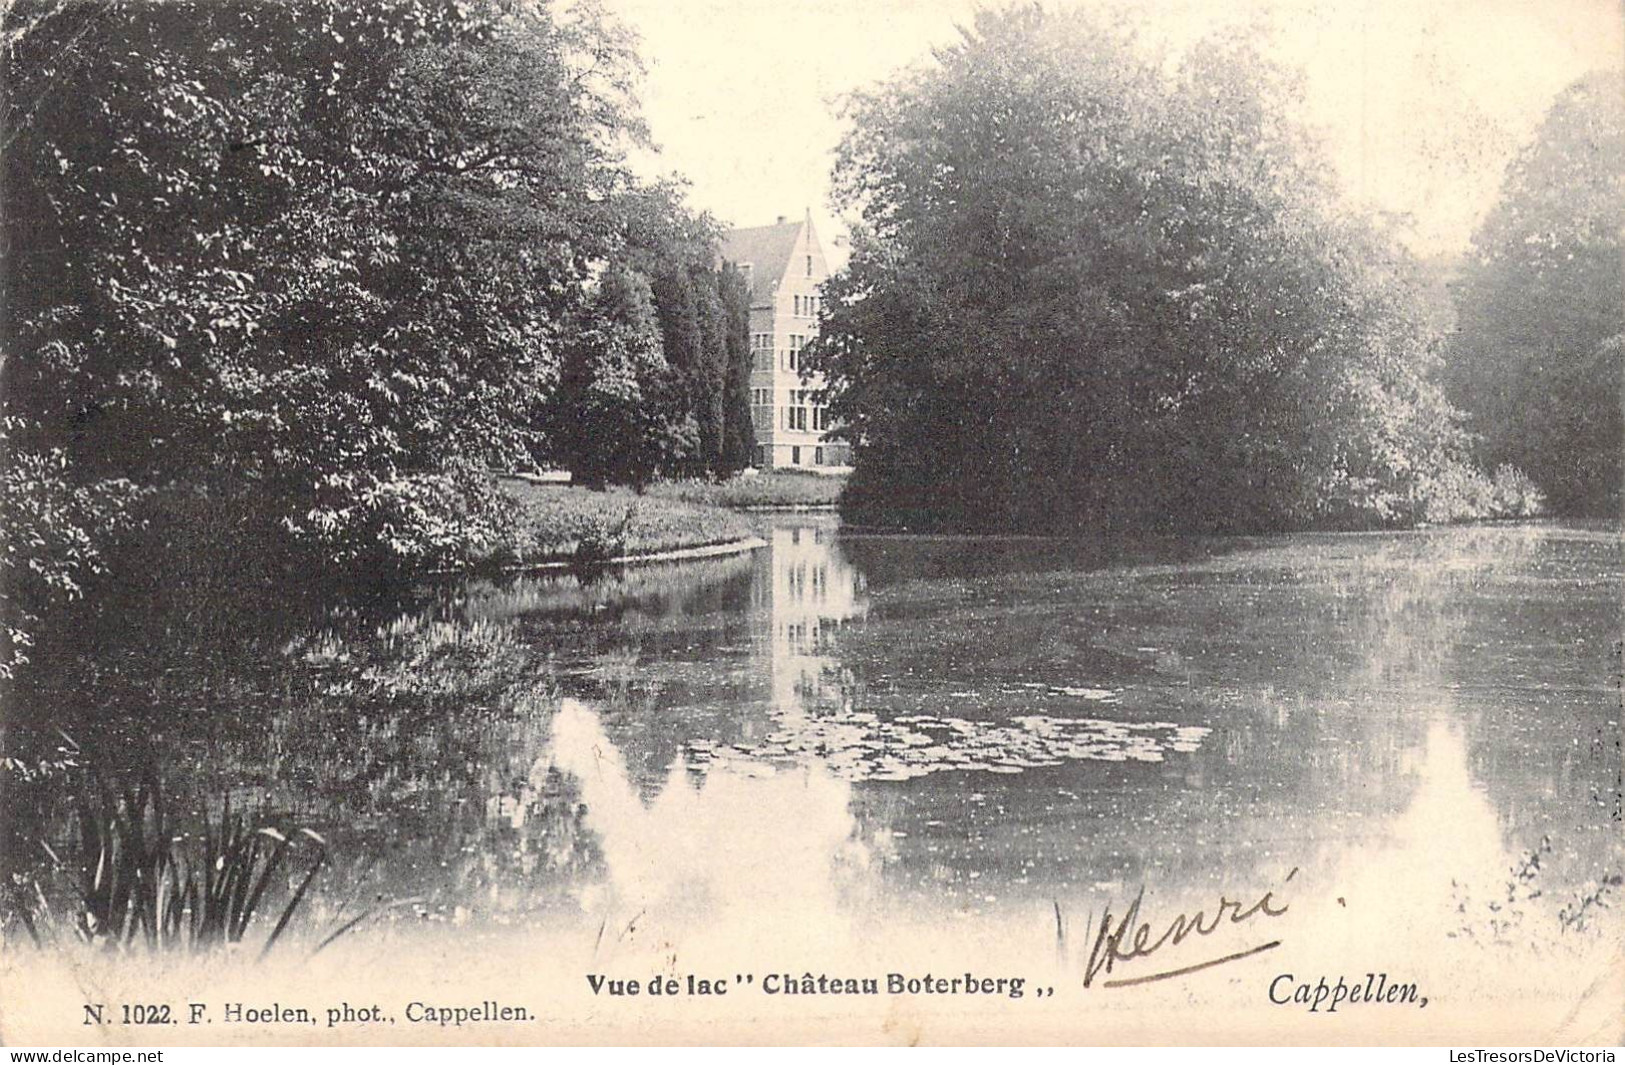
[1,0,1621,1048]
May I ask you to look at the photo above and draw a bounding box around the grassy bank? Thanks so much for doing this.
[494,479,756,566]
[647,470,847,509]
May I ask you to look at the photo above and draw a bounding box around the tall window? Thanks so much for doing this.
[806,255,812,277]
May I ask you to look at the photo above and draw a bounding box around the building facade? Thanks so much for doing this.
[720,214,851,471]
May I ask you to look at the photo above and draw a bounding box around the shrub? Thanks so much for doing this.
[1417,459,1546,525]
[307,464,519,574]
[572,501,638,567]
[1489,464,1546,518]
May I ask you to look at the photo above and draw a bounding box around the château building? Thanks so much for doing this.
[720,213,851,470]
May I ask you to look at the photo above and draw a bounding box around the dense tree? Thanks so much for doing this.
[644,264,748,479]
[812,6,1508,534]
[1444,71,1624,516]
[693,267,732,472]
[567,254,749,482]
[648,266,706,473]
[2,0,653,548]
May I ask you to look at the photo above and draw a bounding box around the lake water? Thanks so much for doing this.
[4,517,1621,1040]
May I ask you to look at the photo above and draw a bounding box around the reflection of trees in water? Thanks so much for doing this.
[3,547,784,936]
[1449,526,1622,889]
[2,574,334,922]
[464,552,759,653]
[821,524,1613,914]
[6,521,1613,946]
[1256,524,1622,895]
[545,699,875,954]
[8,603,608,935]
[489,520,877,802]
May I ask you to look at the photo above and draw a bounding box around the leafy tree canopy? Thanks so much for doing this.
[814,5,1507,534]
[1445,70,1624,516]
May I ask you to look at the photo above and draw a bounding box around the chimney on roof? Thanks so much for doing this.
[776,215,786,224]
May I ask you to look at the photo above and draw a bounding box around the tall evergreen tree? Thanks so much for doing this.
[649,266,706,476]
[556,267,686,488]
[718,265,756,474]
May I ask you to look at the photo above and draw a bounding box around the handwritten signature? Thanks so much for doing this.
[1082,867,1297,989]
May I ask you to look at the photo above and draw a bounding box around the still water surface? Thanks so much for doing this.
[9,517,1621,1018]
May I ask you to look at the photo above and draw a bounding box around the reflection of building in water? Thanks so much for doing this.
[752,520,868,717]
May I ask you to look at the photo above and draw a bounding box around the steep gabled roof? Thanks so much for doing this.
[720,220,802,306]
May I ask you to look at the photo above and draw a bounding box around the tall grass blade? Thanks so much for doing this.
[310,896,423,958]
[258,845,325,962]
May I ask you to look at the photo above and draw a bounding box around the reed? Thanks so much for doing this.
[63,776,326,958]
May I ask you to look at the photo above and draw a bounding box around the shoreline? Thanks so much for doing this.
[499,534,768,573]
[737,502,841,513]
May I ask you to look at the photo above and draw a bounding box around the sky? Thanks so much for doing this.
[603,0,1624,263]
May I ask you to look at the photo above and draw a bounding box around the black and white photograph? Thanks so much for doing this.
[0,0,1620,1048]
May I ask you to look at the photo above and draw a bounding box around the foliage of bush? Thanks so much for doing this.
[311,464,521,574]
[570,501,639,567]
[1415,462,1547,526]
[0,424,148,679]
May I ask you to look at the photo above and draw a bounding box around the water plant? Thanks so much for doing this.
[35,776,326,959]
[1448,836,1621,950]
[1558,872,1621,935]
